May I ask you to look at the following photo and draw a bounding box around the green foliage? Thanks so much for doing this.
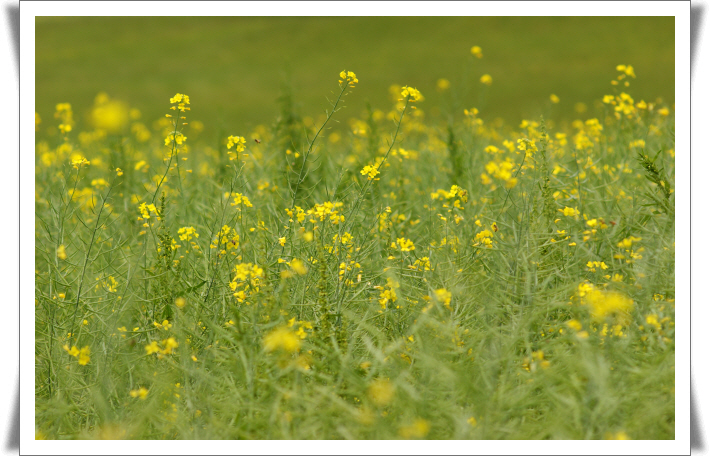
[34,65,674,440]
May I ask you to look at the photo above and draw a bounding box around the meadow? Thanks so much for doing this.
[34,48,675,439]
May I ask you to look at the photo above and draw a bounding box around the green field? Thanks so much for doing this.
[35,17,674,441]
[36,16,674,139]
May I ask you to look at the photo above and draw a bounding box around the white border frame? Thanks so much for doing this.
[20,2,690,455]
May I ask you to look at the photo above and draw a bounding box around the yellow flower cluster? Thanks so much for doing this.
[579,282,634,324]
[394,237,415,252]
[229,263,264,303]
[616,64,636,78]
[227,135,246,151]
[63,344,90,365]
[102,276,118,293]
[559,206,579,217]
[410,256,432,272]
[339,70,359,86]
[614,236,644,263]
[434,288,452,310]
[481,160,517,189]
[230,193,253,209]
[522,350,550,372]
[169,93,190,112]
[360,164,380,181]
[54,102,74,135]
[138,202,159,221]
[399,418,431,439]
[226,135,246,160]
[71,156,91,170]
[153,319,173,331]
[285,206,306,223]
[263,326,301,353]
[307,201,345,225]
[129,387,149,400]
[145,337,179,358]
[431,185,469,203]
[178,226,199,242]
[401,86,422,102]
[603,92,637,119]
[287,317,313,339]
[164,132,187,147]
[210,225,240,255]
[617,236,642,249]
[585,261,609,272]
[473,229,494,248]
[378,278,399,309]
[90,92,129,134]
[281,258,308,279]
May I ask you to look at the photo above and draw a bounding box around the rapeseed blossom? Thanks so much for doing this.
[401,86,422,102]
[129,387,149,400]
[263,326,301,353]
[399,419,431,439]
[339,70,359,86]
[395,238,415,252]
[63,345,90,365]
[434,288,452,310]
[360,164,380,181]
[581,283,634,324]
[559,206,580,217]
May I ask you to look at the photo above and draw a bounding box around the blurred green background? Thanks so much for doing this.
[35,16,674,139]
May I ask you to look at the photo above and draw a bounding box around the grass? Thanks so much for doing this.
[34,21,675,440]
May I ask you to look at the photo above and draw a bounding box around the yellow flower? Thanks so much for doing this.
[77,346,90,365]
[470,45,483,58]
[399,419,431,439]
[559,206,579,217]
[263,327,301,354]
[153,320,172,331]
[360,164,380,181]
[145,341,161,355]
[434,288,452,310]
[178,226,199,242]
[396,238,415,252]
[129,387,149,400]
[401,86,422,102]
[583,285,634,324]
[367,378,394,407]
[63,344,79,357]
[436,78,451,91]
[339,70,358,85]
[56,244,67,260]
[161,337,178,354]
[550,94,560,104]
[231,193,253,208]
[289,258,308,276]
[566,319,583,331]
[480,74,493,86]
[71,156,90,169]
